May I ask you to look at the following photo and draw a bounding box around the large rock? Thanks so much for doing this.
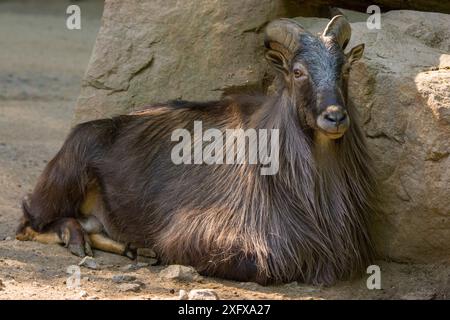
[75,6,450,263]
[296,1,450,15]
[358,11,450,263]
[74,0,306,122]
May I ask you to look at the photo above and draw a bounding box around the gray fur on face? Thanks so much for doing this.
[296,34,345,90]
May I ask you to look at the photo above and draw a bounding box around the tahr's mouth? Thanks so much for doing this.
[316,106,350,139]
[318,129,346,139]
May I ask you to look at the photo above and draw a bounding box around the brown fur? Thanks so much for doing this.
[17,18,377,285]
[18,93,376,285]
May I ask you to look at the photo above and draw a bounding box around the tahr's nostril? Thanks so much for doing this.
[324,111,346,123]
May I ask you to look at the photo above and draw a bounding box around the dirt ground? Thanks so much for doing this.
[0,0,449,300]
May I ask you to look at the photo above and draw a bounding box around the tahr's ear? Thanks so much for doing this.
[265,50,289,76]
[346,43,365,65]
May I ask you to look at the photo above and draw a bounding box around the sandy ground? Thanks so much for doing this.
[0,0,449,300]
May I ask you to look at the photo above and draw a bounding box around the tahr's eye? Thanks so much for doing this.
[293,68,303,79]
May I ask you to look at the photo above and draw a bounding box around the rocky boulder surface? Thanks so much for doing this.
[74,5,450,263]
[74,0,305,122]
[296,11,450,263]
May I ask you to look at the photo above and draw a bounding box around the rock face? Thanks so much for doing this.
[360,11,450,263]
[297,11,450,263]
[298,0,450,15]
[75,5,450,263]
[74,0,306,122]
[350,11,450,262]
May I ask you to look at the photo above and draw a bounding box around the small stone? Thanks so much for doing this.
[87,296,99,300]
[159,265,201,282]
[178,289,188,300]
[121,262,150,271]
[112,274,137,283]
[79,257,98,270]
[0,279,4,290]
[4,236,11,241]
[120,264,135,272]
[188,289,219,300]
[137,262,151,268]
[118,282,143,293]
[78,290,88,298]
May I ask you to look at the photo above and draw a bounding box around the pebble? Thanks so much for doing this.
[0,279,4,290]
[178,289,188,300]
[159,265,201,282]
[112,274,137,283]
[78,257,98,270]
[188,289,219,300]
[118,282,143,293]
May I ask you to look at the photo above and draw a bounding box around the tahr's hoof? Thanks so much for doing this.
[16,216,32,240]
[60,219,93,258]
[68,243,87,257]
[124,243,137,260]
[68,238,93,257]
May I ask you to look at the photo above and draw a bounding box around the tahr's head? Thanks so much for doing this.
[265,16,364,139]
